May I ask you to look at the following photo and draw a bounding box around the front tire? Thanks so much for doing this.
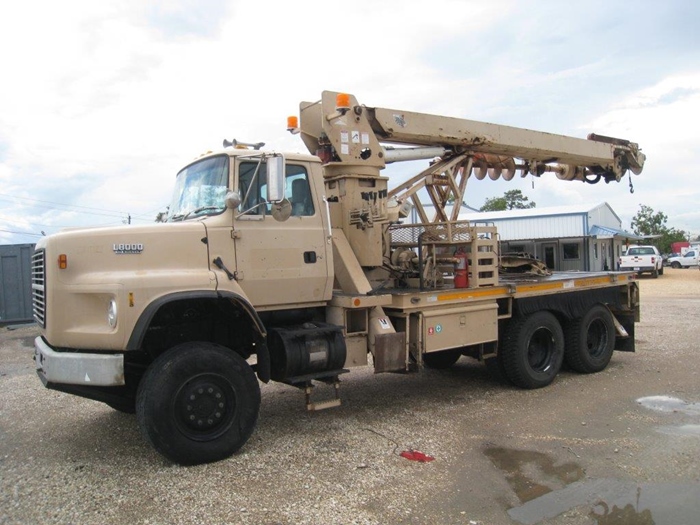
[136,342,260,465]
[671,261,681,269]
[501,311,564,389]
[564,305,615,374]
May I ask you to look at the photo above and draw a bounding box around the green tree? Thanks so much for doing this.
[630,204,688,254]
[480,189,536,211]
[630,205,668,236]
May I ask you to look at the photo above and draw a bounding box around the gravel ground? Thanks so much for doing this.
[1,267,699,525]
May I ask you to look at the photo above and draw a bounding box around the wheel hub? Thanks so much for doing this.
[528,328,554,372]
[175,374,236,439]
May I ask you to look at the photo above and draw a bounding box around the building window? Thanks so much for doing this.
[509,244,525,253]
[593,243,598,259]
[562,243,580,260]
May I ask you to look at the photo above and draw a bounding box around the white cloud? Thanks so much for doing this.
[0,0,698,243]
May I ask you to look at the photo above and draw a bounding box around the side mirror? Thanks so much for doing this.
[266,155,285,203]
[224,191,242,209]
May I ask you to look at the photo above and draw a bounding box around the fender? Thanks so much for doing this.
[127,290,270,382]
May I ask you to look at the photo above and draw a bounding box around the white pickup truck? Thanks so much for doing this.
[618,245,663,278]
[667,249,699,269]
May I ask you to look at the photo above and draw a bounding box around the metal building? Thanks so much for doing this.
[0,243,36,324]
[459,203,641,271]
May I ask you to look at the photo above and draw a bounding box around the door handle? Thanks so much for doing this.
[304,251,317,264]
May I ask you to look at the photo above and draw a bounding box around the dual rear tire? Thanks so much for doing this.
[489,305,616,389]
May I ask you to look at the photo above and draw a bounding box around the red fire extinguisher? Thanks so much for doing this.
[454,247,469,288]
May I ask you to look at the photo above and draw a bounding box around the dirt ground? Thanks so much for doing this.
[1,268,699,525]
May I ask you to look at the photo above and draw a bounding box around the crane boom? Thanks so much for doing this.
[291,91,646,269]
[297,91,645,183]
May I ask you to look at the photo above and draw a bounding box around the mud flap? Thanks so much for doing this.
[373,332,407,373]
[613,311,635,352]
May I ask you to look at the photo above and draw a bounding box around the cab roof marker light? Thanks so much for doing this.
[58,254,67,269]
[287,115,300,134]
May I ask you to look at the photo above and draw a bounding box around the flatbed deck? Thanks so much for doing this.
[329,271,637,313]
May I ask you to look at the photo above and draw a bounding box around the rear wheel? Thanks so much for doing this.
[136,342,260,465]
[484,352,510,384]
[501,311,564,389]
[564,304,615,373]
[423,349,461,369]
[659,266,664,276]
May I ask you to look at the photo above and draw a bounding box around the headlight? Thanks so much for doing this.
[107,299,118,328]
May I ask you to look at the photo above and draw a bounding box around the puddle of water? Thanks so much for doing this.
[508,479,700,525]
[637,395,700,416]
[484,446,584,504]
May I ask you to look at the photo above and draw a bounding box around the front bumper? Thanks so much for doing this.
[34,336,125,387]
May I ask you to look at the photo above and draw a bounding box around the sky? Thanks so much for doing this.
[1,0,699,245]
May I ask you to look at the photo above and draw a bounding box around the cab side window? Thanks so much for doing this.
[238,161,267,215]
[286,167,314,216]
[238,161,314,217]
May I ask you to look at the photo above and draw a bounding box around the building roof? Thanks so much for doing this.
[459,202,618,222]
[588,225,643,240]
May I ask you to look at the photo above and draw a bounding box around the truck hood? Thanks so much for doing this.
[38,222,210,285]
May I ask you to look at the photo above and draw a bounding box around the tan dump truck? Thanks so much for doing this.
[32,91,646,465]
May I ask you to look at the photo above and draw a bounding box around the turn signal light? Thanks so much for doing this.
[287,115,299,131]
[58,254,67,269]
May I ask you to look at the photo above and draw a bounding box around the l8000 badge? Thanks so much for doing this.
[113,243,143,254]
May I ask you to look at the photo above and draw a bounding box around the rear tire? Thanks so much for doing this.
[484,353,510,384]
[423,349,461,369]
[501,311,564,389]
[659,266,664,276]
[564,304,615,374]
[136,342,260,465]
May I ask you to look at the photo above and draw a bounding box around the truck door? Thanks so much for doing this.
[232,158,333,308]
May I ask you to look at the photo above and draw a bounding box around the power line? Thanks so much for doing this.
[0,228,43,237]
[0,191,129,215]
[0,196,128,220]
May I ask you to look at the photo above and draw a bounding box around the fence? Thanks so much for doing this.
[0,244,35,324]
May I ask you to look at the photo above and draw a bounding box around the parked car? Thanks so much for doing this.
[618,245,663,278]
[667,250,700,269]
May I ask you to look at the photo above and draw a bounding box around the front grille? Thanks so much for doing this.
[31,249,46,328]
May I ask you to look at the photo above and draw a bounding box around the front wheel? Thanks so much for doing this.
[501,311,564,389]
[671,261,681,269]
[136,342,260,465]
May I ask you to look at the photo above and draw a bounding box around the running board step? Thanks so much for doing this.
[303,377,341,411]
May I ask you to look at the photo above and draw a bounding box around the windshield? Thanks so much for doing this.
[167,155,229,221]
